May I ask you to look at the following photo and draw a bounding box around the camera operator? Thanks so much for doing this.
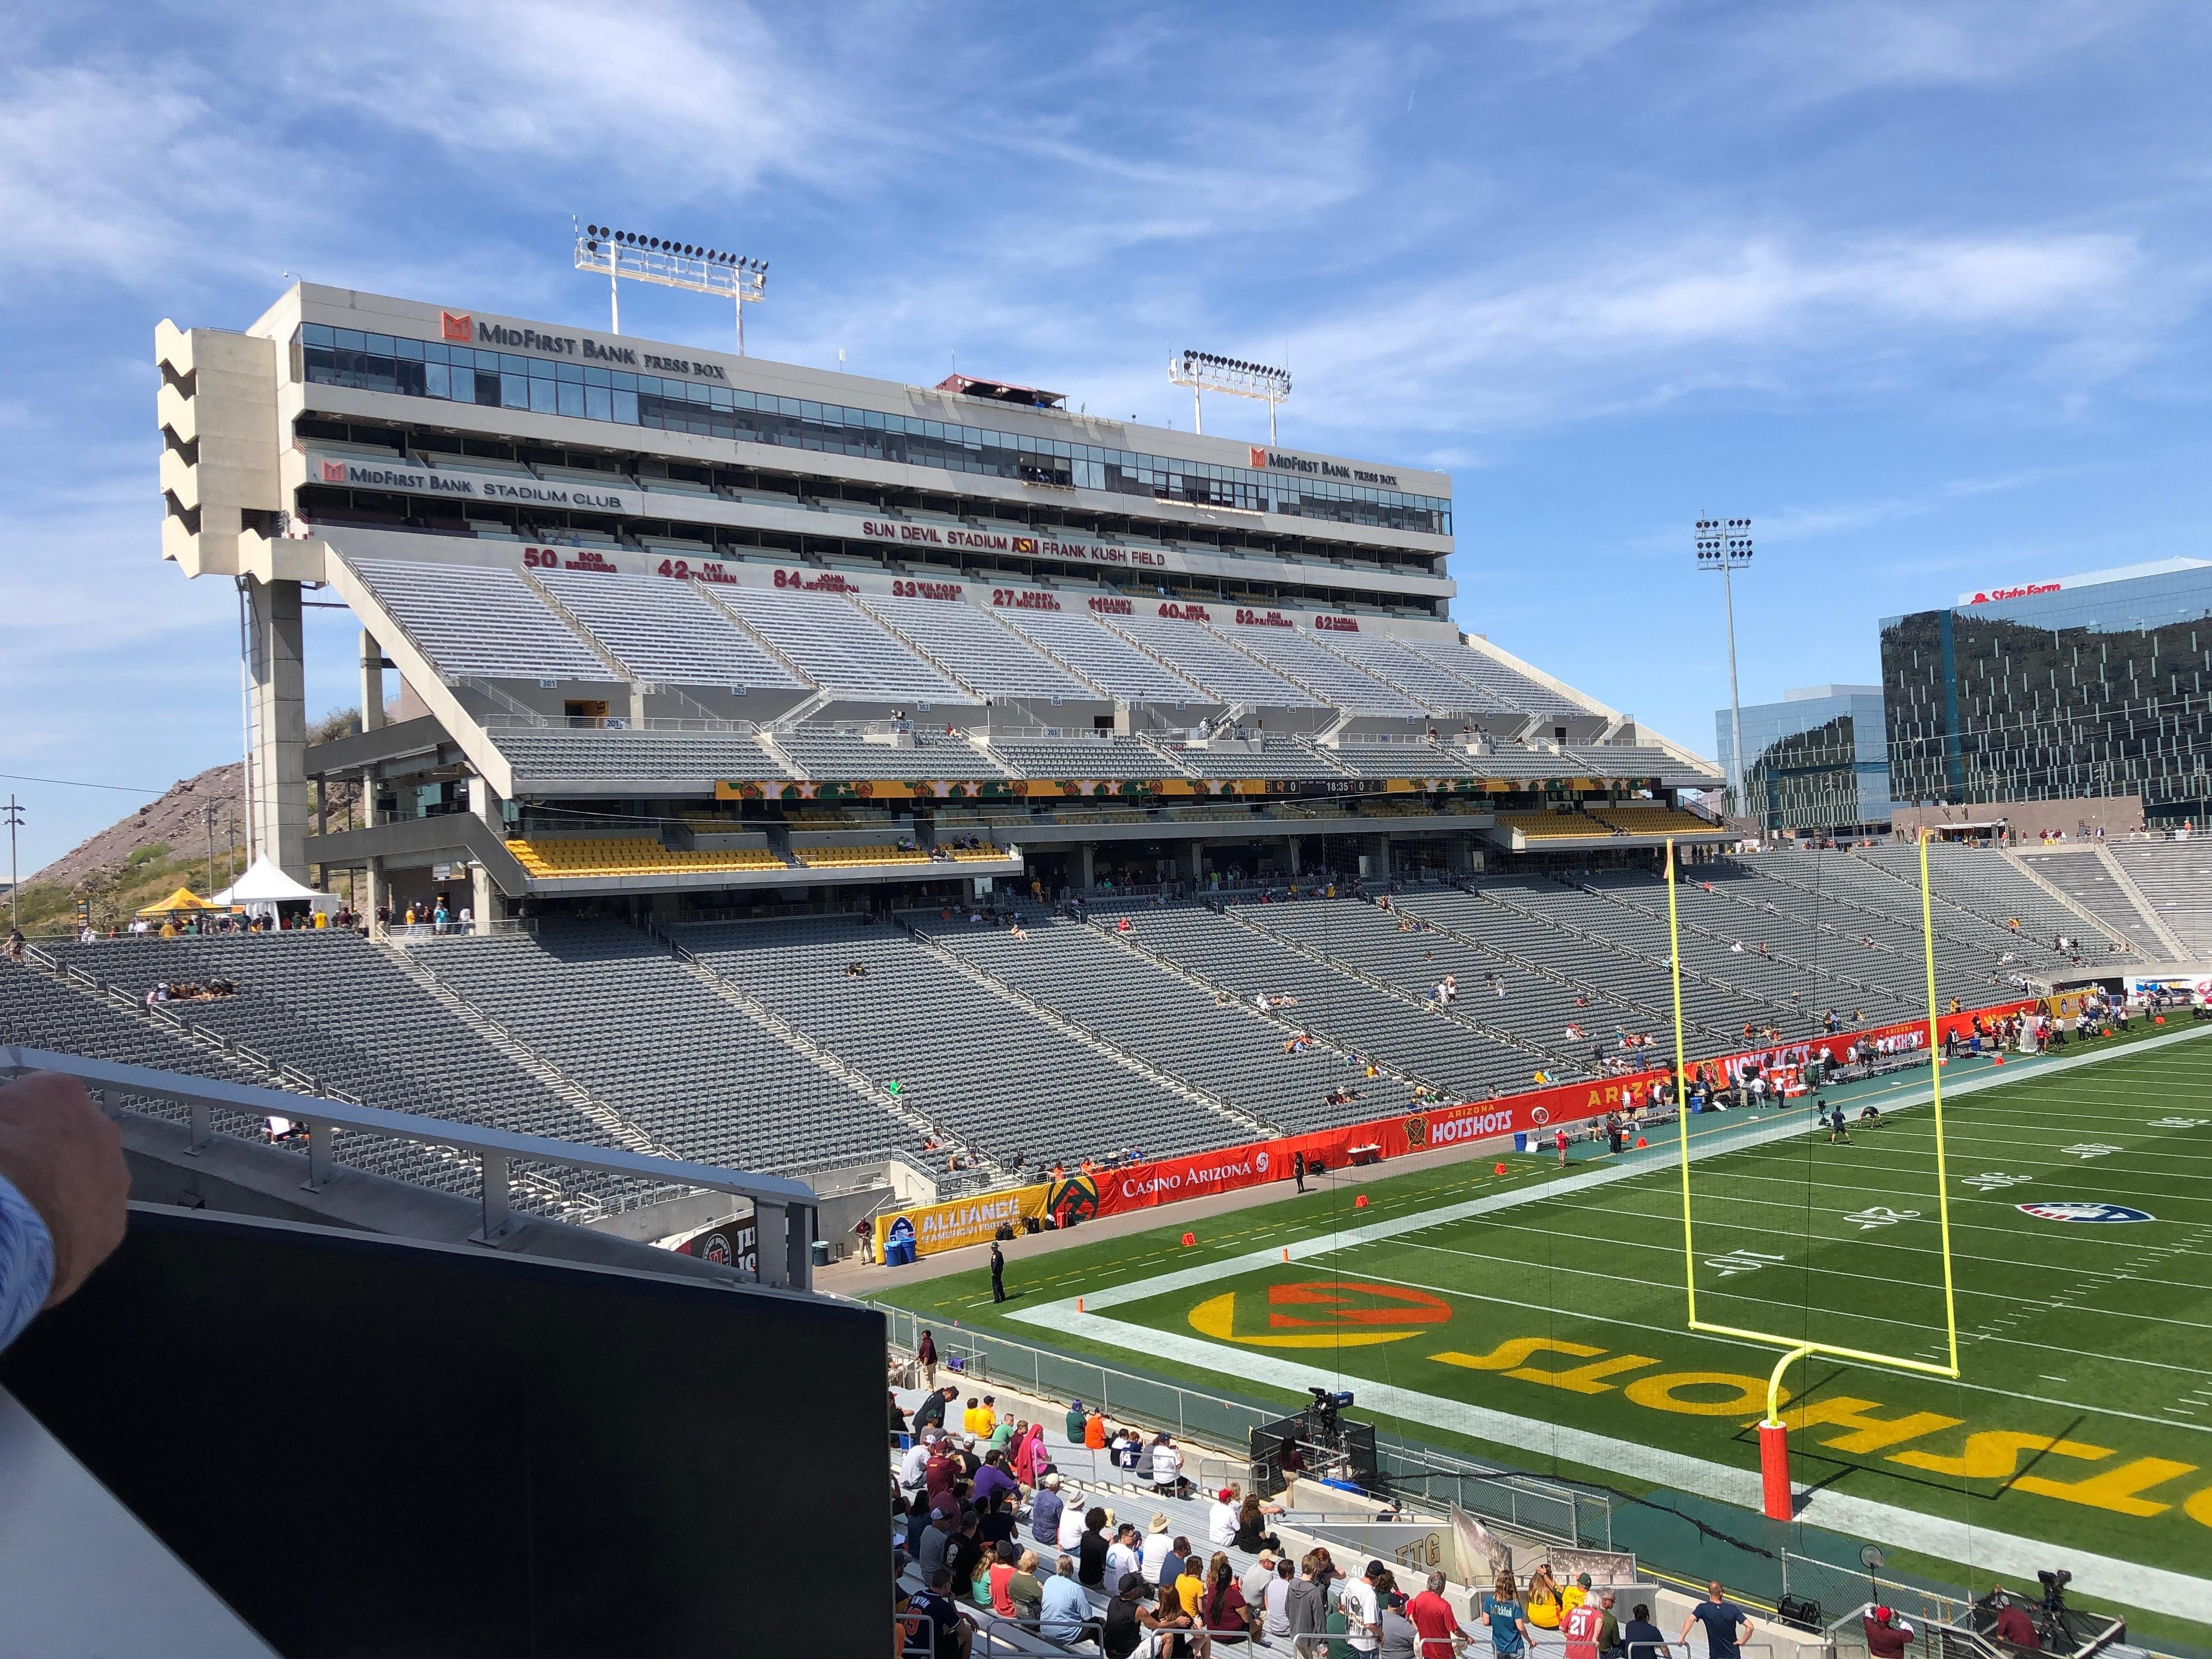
[1986,1585,2040,1649]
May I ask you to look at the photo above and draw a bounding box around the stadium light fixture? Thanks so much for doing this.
[1168,349,1293,443]
[1694,516,1754,818]
[574,218,768,355]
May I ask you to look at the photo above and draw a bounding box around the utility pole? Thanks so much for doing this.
[202,801,219,896]
[1695,517,1755,818]
[3,796,22,931]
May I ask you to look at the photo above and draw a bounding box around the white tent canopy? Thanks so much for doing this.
[211,856,340,915]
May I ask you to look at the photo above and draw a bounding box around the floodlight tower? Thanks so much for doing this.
[574,221,769,355]
[1695,517,1755,817]
[1168,350,1293,442]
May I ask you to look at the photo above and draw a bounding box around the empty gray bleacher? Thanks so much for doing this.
[1108,616,1323,707]
[1741,849,2067,984]
[409,923,933,1176]
[1099,902,1553,1097]
[1323,741,1484,777]
[983,736,1193,780]
[1855,843,2100,964]
[2108,840,2212,957]
[536,569,804,690]
[770,728,1012,780]
[859,596,1097,700]
[680,916,1251,1160]
[347,557,607,680]
[1392,885,1736,1046]
[1320,633,1513,715]
[718,589,970,703]
[2021,849,2172,957]
[495,729,792,783]
[0,956,551,1208]
[916,912,1353,1130]
[1218,628,1425,716]
[44,933,626,1158]
[1402,638,1588,719]
[1463,877,1802,1039]
[998,612,1208,705]
[1153,738,1350,779]
[1233,897,1605,1069]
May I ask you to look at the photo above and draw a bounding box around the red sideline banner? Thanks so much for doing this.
[1040,997,2043,1232]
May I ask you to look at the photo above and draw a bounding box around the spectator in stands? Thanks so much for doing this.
[1085,1406,1108,1452]
[978,1489,1018,1550]
[974,1452,1018,1510]
[916,1506,960,1582]
[1077,1510,1112,1586]
[0,1071,130,1359]
[1340,1559,1387,1657]
[946,1509,985,1598]
[1107,1522,1144,1589]
[898,1424,933,1504]
[1041,1556,1090,1645]
[1156,1535,1194,1594]
[1014,1421,1047,1487]
[1025,1471,1065,1547]
[1619,1603,1665,1659]
[1480,1574,1532,1659]
[1056,1485,1087,1554]
[1406,1571,1467,1658]
[1150,1433,1190,1497]
[1679,1582,1754,1659]
[914,1381,955,1434]
[1207,1486,1241,1547]
[1232,1493,1285,1555]
[1238,1550,1278,1612]
[903,1566,973,1659]
[1066,1397,1089,1442]
[988,1540,1021,1616]
[1201,1553,1252,1642]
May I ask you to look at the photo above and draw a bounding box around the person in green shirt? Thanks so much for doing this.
[1066,1399,1088,1443]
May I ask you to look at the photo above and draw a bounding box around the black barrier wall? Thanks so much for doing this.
[0,1205,886,1659]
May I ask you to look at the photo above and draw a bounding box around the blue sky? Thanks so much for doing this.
[3,1,2209,873]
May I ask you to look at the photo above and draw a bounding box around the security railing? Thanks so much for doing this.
[0,1046,823,1290]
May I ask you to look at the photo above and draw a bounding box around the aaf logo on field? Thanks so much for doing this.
[2017,1201,2154,1224]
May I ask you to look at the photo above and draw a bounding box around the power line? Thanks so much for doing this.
[0,772,169,796]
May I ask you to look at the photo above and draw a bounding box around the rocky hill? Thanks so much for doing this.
[29,761,249,889]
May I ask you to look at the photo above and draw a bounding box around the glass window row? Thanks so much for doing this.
[294,325,1450,535]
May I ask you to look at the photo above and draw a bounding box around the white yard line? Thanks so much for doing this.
[1010,1305,2212,1626]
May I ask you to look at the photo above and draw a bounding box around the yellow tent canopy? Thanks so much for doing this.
[136,887,219,916]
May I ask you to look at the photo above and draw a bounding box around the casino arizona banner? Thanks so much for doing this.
[873,997,2039,1257]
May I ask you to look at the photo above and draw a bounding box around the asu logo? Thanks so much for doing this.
[1188,1280,1450,1349]
[441,309,473,342]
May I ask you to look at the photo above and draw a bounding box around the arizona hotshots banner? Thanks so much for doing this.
[874,998,2040,1257]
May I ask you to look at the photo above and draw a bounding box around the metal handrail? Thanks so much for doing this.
[0,1046,820,1290]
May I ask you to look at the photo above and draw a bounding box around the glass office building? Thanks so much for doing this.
[1717,686,1892,834]
[1881,558,2212,824]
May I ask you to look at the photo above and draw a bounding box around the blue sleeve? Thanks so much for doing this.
[0,1170,56,1351]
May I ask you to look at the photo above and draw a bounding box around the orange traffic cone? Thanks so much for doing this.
[1181,1231,1196,1247]
[1493,1162,1508,1175]
[1355,1194,1369,1209]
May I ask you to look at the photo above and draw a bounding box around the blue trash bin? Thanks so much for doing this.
[1512,1132,1528,1153]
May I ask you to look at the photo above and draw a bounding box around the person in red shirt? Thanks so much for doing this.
[1562,1588,1607,1659]
[1863,1606,1916,1659]
[1406,1571,1469,1658]
[1988,1591,2040,1650]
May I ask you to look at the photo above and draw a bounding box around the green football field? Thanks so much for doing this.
[882,1024,2212,1639]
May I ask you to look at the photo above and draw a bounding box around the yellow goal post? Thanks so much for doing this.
[1665,832,1963,1425]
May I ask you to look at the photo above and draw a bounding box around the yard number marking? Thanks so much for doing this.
[1705,1248,1786,1278]
[1844,1205,1922,1231]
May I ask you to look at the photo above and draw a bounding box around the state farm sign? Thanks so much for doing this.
[1960,582,2062,605]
